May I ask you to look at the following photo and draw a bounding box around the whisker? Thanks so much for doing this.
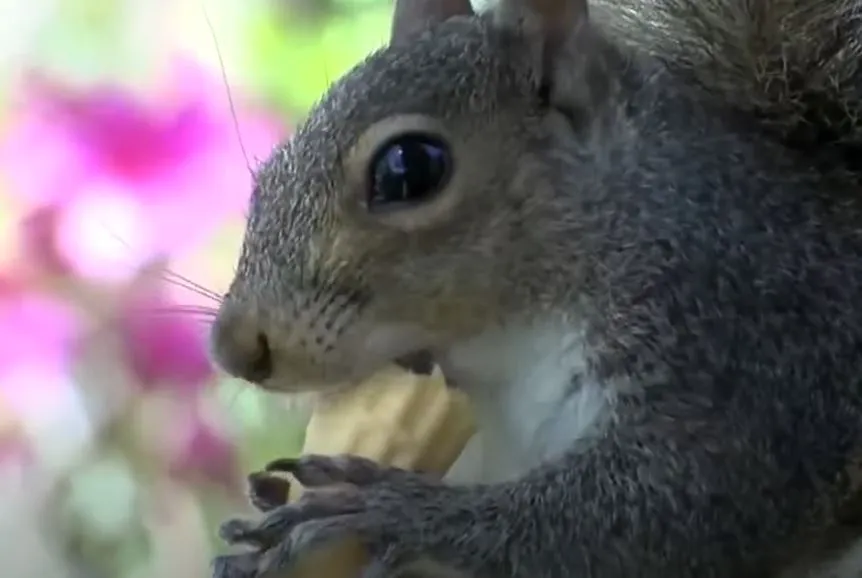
[149,304,218,315]
[214,372,252,413]
[160,269,223,303]
[80,219,222,303]
[135,305,218,317]
[224,383,246,412]
[202,0,253,177]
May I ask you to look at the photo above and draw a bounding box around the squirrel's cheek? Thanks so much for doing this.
[318,231,361,270]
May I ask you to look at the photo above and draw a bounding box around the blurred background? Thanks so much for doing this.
[0,0,421,576]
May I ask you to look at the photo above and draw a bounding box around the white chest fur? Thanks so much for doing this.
[440,321,616,484]
[439,323,862,578]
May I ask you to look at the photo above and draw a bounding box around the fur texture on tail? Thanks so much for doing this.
[593,0,862,183]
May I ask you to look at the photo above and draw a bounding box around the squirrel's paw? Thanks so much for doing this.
[243,454,417,514]
[266,453,421,486]
[245,472,289,513]
[213,454,452,578]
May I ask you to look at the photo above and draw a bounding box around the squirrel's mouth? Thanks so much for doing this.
[393,350,459,388]
[393,350,435,375]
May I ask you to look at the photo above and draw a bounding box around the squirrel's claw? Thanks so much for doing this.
[211,552,258,578]
[216,454,458,578]
[266,453,417,486]
[256,514,373,577]
[245,453,409,515]
[217,512,378,578]
[246,472,289,513]
[220,485,365,548]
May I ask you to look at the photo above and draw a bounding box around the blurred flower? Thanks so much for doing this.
[0,184,28,269]
[0,290,82,413]
[133,392,239,492]
[0,289,94,471]
[19,188,153,283]
[2,57,284,282]
[117,280,214,394]
[0,395,30,469]
[18,203,69,276]
[166,408,238,491]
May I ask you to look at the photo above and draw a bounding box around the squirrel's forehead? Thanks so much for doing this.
[307,20,515,133]
[258,20,526,187]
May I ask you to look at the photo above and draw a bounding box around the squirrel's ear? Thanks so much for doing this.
[492,0,593,100]
[390,0,475,46]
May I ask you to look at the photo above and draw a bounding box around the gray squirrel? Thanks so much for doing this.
[208,0,862,576]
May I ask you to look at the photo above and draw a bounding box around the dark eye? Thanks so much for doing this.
[367,133,452,212]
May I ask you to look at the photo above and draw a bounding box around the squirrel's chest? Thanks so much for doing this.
[442,323,615,484]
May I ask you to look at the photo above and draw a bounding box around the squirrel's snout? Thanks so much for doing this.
[209,304,274,384]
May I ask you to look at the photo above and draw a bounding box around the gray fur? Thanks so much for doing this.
[210,0,862,576]
[590,0,862,184]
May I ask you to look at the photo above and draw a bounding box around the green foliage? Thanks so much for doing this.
[246,3,392,115]
[0,1,394,577]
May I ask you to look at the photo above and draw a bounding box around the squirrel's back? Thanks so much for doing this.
[594,0,862,185]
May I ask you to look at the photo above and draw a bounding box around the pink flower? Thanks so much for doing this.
[1,58,285,282]
[17,204,68,276]
[0,290,88,449]
[0,389,31,470]
[0,291,82,379]
[117,280,214,393]
[166,408,239,492]
[135,393,239,492]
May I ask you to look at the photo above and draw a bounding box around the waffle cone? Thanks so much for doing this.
[284,365,475,578]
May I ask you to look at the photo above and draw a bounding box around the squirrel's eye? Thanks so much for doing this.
[367,133,451,212]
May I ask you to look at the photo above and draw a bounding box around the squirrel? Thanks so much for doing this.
[208,0,862,577]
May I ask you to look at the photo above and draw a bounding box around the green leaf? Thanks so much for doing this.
[214,376,306,470]
[66,455,138,539]
[246,5,392,114]
[216,376,268,429]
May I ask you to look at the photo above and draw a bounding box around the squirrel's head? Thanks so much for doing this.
[211,0,621,392]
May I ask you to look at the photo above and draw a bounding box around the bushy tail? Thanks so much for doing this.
[595,0,862,183]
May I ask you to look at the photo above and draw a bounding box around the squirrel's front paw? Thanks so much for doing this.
[213,454,452,578]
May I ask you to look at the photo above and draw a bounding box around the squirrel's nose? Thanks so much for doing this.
[209,305,274,384]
